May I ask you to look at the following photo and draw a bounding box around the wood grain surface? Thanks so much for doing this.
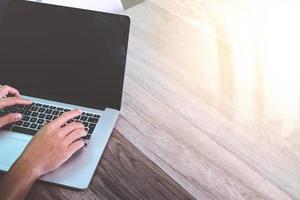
[116,0,300,199]
[1,0,300,199]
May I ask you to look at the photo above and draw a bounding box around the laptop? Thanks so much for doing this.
[0,0,130,189]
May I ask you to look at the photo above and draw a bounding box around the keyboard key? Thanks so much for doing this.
[52,110,59,115]
[37,119,45,124]
[45,109,52,114]
[86,113,93,117]
[93,114,101,119]
[30,118,37,123]
[88,123,96,132]
[88,117,99,123]
[46,115,52,120]
[24,111,32,116]
[31,112,39,117]
[38,113,46,119]
[30,123,38,129]
[23,122,30,127]
[23,116,30,121]
[12,126,37,135]
[88,123,96,128]
[57,107,64,111]
[35,103,42,107]
[64,109,71,112]
[31,106,38,111]
[88,127,95,134]
[38,108,45,112]
[80,116,88,121]
[88,129,94,134]
[50,106,56,109]
[38,125,43,130]
[16,120,23,126]
[42,105,49,108]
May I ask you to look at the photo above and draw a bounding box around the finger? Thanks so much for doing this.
[0,97,32,109]
[0,85,20,98]
[61,122,85,136]
[0,113,22,128]
[64,128,87,145]
[66,140,85,158]
[51,110,81,127]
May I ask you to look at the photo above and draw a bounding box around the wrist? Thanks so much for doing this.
[0,155,41,200]
[11,157,42,182]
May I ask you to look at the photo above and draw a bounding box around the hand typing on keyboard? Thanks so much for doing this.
[0,85,88,200]
[16,109,87,176]
[0,85,32,127]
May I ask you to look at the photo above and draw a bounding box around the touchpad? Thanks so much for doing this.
[0,138,28,171]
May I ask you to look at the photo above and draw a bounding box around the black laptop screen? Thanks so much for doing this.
[0,0,130,110]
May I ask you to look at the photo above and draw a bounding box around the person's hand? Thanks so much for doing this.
[0,110,87,200]
[0,85,32,128]
[16,109,87,178]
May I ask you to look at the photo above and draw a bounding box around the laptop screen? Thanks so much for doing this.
[0,0,130,110]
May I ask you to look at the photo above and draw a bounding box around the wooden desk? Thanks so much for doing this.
[115,0,300,199]
[4,0,300,199]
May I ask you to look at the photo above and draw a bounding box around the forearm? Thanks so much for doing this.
[0,159,39,200]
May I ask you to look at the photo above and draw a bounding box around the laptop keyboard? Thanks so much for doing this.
[0,102,100,140]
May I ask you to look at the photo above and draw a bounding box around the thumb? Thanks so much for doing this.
[0,113,22,128]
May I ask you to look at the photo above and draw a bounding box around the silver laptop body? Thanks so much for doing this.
[0,0,130,189]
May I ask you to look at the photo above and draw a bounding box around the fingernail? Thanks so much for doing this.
[15,113,22,120]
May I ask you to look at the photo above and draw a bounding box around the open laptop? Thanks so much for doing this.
[0,0,130,189]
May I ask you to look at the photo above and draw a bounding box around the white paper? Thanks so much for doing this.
[26,0,124,13]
